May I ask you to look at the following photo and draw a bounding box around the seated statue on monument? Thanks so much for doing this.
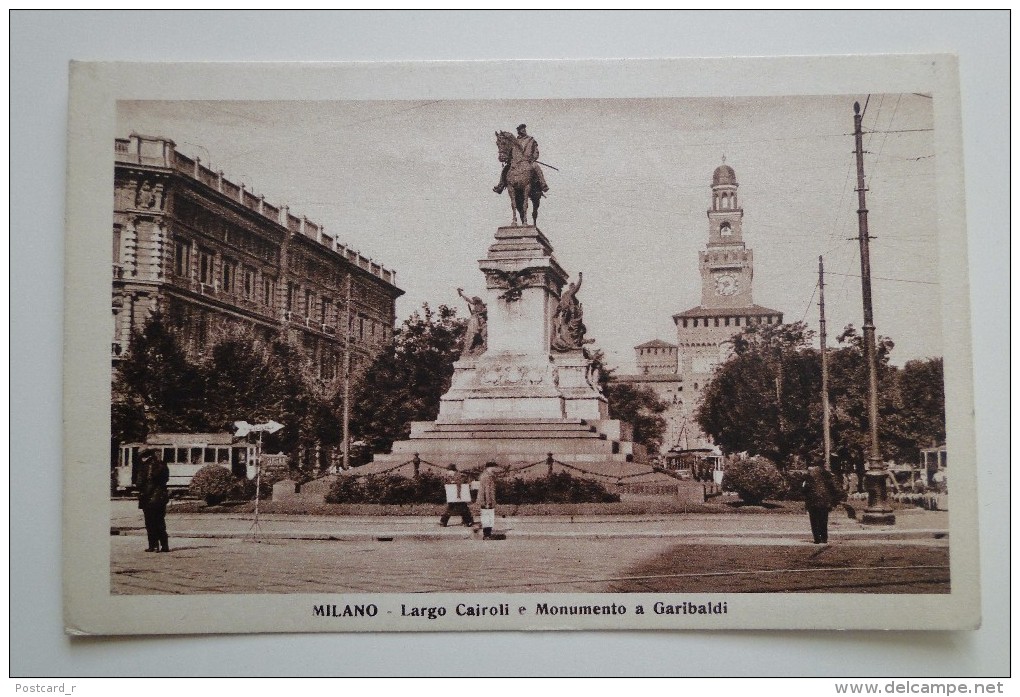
[551,272,593,352]
[457,287,488,357]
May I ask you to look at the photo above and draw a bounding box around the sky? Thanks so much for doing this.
[119,95,939,371]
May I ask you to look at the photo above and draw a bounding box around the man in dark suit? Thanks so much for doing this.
[137,449,171,552]
[802,465,844,544]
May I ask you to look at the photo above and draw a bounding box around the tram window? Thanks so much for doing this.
[204,447,216,462]
[163,448,176,463]
[218,448,230,463]
[191,447,203,464]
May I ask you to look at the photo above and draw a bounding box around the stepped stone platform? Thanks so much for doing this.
[366,417,640,471]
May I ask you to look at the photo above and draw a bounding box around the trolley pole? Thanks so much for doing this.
[852,100,895,525]
[818,256,832,472]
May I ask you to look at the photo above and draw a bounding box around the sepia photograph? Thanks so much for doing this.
[62,56,979,635]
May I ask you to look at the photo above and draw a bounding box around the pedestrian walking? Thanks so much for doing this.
[477,461,499,539]
[439,464,474,527]
[137,449,171,553]
[802,464,843,544]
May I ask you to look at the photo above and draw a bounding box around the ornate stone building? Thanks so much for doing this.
[617,161,783,453]
[112,133,403,382]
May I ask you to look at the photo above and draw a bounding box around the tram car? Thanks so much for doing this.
[115,432,257,493]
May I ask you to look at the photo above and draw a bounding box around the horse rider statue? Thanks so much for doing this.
[493,124,550,196]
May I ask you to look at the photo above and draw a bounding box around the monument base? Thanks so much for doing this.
[364,416,645,475]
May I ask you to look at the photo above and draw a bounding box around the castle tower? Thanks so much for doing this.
[701,159,754,308]
[671,160,783,448]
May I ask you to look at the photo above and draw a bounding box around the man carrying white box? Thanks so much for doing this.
[440,464,474,528]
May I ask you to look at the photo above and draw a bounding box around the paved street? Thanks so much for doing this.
[111,503,950,595]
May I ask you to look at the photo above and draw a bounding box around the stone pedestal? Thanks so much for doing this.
[366,225,640,472]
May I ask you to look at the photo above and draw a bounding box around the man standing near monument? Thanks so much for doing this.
[477,461,499,539]
[493,124,550,195]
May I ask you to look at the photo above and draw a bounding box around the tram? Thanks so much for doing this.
[115,432,256,493]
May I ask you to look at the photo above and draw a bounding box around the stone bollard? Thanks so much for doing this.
[413,453,421,477]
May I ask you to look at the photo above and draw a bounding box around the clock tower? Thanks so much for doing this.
[670,160,784,449]
[700,159,753,308]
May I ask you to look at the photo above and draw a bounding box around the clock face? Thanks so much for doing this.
[715,273,738,296]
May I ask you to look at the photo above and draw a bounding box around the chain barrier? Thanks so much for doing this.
[346,455,663,486]
[347,458,417,479]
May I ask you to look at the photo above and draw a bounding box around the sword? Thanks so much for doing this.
[536,160,560,171]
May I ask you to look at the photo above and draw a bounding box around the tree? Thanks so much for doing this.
[113,315,348,474]
[697,321,821,468]
[826,325,905,483]
[352,304,466,453]
[604,381,669,454]
[697,321,947,486]
[113,311,207,437]
[894,357,946,452]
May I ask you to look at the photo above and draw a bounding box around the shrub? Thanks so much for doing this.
[324,471,620,505]
[497,472,620,504]
[326,472,446,505]
[189,464,240,505]
[722,456,786,505]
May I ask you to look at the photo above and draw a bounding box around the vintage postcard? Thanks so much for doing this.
[64,57,979,634]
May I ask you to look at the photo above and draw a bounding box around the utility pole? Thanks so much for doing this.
[852,100,895,525]
[342,273,352,472]
[818,256,832,472]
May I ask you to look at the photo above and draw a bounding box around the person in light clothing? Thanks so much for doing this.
[477,461,499,539]
[439,464,473,528]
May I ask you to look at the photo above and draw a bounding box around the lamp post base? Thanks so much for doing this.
[862,469,896,526]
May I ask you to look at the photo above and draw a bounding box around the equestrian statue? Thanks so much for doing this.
[494,124,550,227]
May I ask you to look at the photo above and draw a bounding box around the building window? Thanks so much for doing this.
[242,266,255,299]
[725,317,730,326]
[222,258,237,294]
[321,298,333,326]
[112,226,122,265]
[174,240,190,277]
[286,282,298,312]
[714,317,720,327]
[359,317,365,340]
[198,247,214,285]
[262,276,275,308]
[304,289,315,318]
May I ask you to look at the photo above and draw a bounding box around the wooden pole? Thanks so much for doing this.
[853,100,895,525]
[819,256,832,472]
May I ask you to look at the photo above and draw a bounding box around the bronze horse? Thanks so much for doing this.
[495,130,542,227]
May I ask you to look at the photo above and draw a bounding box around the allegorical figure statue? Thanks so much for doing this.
[493,125,550,227]
[458,287,487,356]
[551,272,593,352]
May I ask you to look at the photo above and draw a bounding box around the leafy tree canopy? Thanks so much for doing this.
[697,321,945,477]
[603,381,669,454]
[351,303,466,453]
[113,313,346,471]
